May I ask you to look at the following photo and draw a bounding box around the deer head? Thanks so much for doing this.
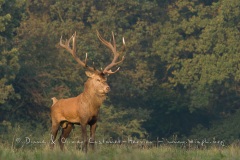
[84,70,110,97]
[59,31,125,97]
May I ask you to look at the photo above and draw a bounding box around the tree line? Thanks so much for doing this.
[1,0,240,143]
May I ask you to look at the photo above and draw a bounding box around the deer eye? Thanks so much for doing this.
[97,79,101,82]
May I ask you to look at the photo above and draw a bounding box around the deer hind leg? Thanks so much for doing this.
[59,123,73,151]
[50,122,59,149]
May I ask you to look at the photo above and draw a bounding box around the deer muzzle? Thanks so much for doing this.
[105,86,111,93]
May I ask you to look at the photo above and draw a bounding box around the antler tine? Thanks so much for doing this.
[106,67,121,75]
[72,32,76,54]
[96,30,116,53]
[59,33,75,56]
[122,37,126,50]
[84,53,88,66]
[96,30,126,75]
[111,31,116,50]
[59,32,99,73]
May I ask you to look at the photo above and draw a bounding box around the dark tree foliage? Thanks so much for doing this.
[1,0,240,142]
[0,0,24,121]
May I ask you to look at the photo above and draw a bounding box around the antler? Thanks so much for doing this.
[96,30,126,75]
[59,32,100,73]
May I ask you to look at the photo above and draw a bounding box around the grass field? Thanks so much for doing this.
[1,143,240,160]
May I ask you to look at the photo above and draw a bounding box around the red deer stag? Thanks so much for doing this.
[50,31,125,152]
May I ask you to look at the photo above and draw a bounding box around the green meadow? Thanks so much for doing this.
[1,145,240,160]
[1,140,240,160]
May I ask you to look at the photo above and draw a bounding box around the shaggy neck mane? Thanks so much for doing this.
[81,80,106,107]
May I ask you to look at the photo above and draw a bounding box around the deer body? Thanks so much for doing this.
[51,73,109,124]
[50,31,125,152]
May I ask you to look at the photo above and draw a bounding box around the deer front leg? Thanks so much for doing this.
[90,122,97,150]
[81,124,88,153]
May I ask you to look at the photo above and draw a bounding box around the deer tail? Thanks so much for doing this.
[51,97,58,106]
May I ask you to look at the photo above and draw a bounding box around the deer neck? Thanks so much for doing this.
[84,90,106,106]
[81,84,106,108]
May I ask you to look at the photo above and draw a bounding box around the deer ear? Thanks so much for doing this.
[85,71,95,77]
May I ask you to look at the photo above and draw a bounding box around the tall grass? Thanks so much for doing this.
[1,143,240,160]
[1,124,240,160]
